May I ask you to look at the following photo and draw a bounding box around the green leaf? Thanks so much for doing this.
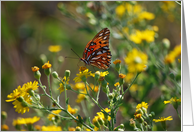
[66,98,69,105]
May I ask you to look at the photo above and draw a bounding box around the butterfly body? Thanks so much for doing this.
[80,28,112,70]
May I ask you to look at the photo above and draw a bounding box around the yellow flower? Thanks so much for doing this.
[42,61,52,69]
[6,85,25,102]
[152,25,159,32]
[129,84,138,92]
[125,73,135,82]
[47,110,62,121]
[124,48,148,73]
[31,66,39,72]
[113,59,121,64]
[164,44,181,64]
[67,105,78,115]
[119,73,126,79]
[134,113,142,119]
[114,82,120,87]
[68,127,76,131]
[23,81,39,93]
[1,124,9,130]
[57,76,70,94]
[136,102,149,112]
[103,108,111,113]
[138,11,155,20]
[73,69,92,83]
[133,4,142,14]
[35,125,41,130]
[164,97,181,104]
[48,45,62,52]
[153,116,173,122]
[41,125,62,131]
[22,116,40,124]
[115,4,125,16]
[73,82,85,91]
[13,117,26,126]
[129,29,155,44]
[91,71,109,78]
[76,89,87,103]
[12,94,32,114]
[89,84,99,92]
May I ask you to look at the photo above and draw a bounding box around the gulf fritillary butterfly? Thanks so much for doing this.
[80,28,112,70]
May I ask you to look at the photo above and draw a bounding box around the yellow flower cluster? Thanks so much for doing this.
[136,102,149,112]
[47,110,62,121]
[92,108,111,128]
[48,45,62,52]
[73,69,92,83]
[124,48,148,82]
[129,29,155,44]
[115,3,142,17]
[67,105,78,115]
[57,76,70,93]
[153,116,173,122]
[6,81,39,114]
[164,44,181,64]
[13,116,40,126]
[164,97,181,104]
[115,3,155,22]
[42,125,62,131]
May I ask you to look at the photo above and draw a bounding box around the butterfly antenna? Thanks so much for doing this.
[71,48,82,59]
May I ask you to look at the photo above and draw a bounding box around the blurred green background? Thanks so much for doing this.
[1,1,181,131]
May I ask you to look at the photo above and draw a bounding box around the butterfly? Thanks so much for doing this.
[80,28,112,70]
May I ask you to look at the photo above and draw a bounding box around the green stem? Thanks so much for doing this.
[122,72,141,97]
[175,1,181,6]
[175,109,181,120]
[140,123,144,131]
[84,82,110,116]
[96,83,101,102]
[64,80,67,109]
[81,101,88,117]
[47,75,52,97]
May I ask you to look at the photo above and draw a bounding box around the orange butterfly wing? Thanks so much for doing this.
[81,28,111,70]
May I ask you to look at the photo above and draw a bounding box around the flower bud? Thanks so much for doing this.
[141,107,147,114]
[40,54,47,63]
[21,101,28,107]
[65,70,70,78]
[52,71,59,79]
[129,118,136,128]
[28,89,35,97]
[151,111,155,117]
[75,126,81,131]
[58,56,64,63]
[93,117,101,128]
[66,84,72,90]
[31,66,41,80]
[44,68,51,76]
[120,124,124,129]
[118,128,124,131]
[108,93,114,100]
[98,117,104,126]
[94,71,100,81]
[113,59,121,72]
[35,94,40,101]
[17,96,24,102]
[162,38,170,49]
[81,76,87,83]
[119,74,126,85]
[1,111,7,120]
